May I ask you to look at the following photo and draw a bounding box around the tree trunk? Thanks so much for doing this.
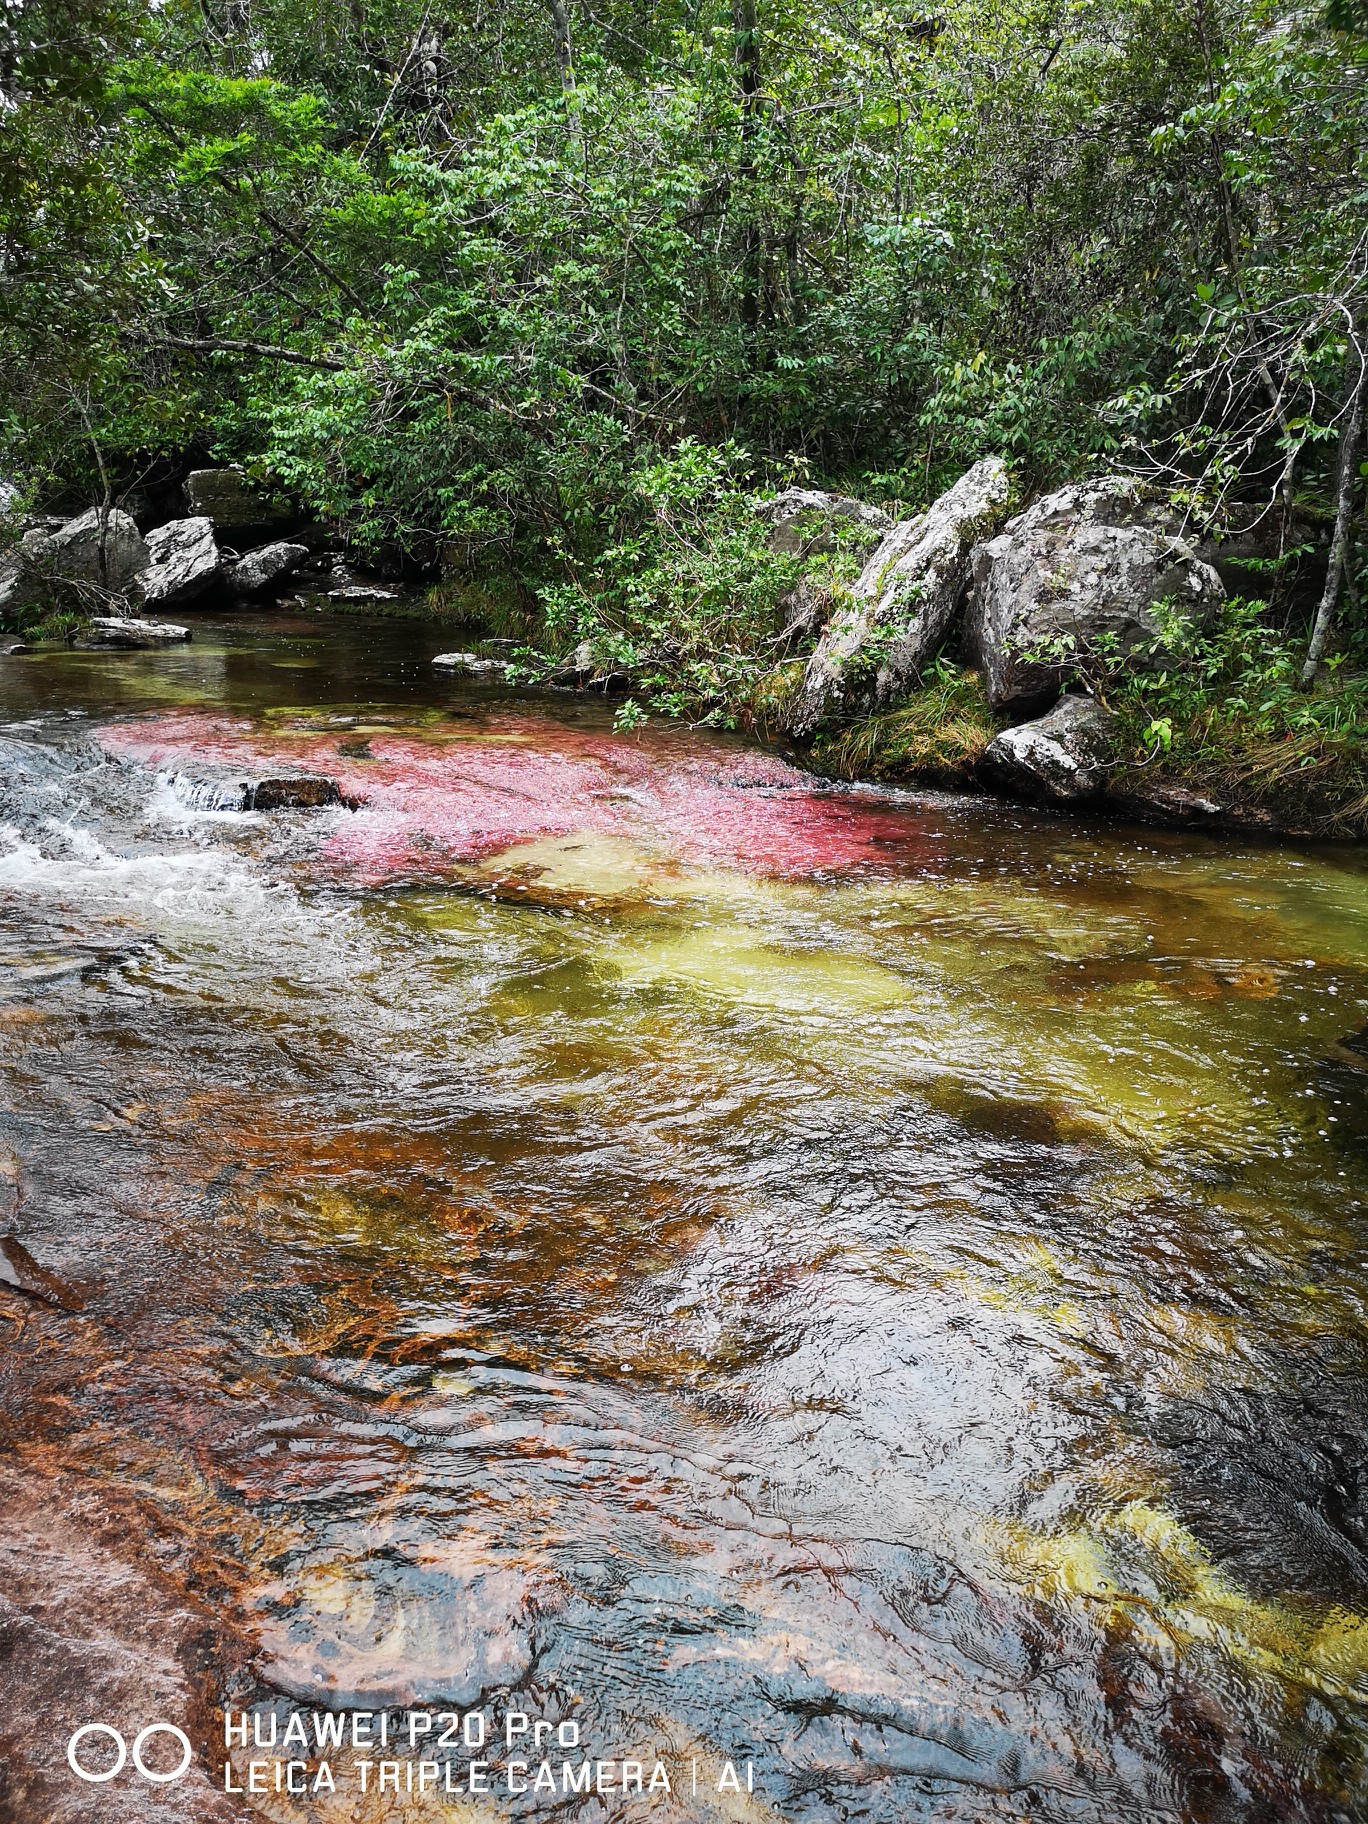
[546,0,575,93]
[545,0,582,157]
[1301,325,1367,686]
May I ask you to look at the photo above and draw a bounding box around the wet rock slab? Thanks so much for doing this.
[0,1233,84,1309]
[0,1468,239,1821]
[74,617,190,649]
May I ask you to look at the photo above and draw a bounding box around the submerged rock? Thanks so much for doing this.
[231,539,309,595]
[981,695,1117,804]
[1326,1023,1368,1073]
[964,477,1225,709]
[787,457,1010,736]
[74,616,191,648]
[139,516,220,605]
[0,1233,83,1309]
[0,1467,241,1822]
[761,488,893,558]
[254,1543,535,1710]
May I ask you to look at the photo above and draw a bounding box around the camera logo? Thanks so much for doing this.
[67,1723,193,1785]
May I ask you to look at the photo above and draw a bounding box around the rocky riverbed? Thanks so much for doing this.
[0,613,1366,1821]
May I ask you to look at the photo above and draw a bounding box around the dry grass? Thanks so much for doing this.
[1115,713,1368,837]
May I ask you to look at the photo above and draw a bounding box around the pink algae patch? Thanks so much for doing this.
[101,711,933,885]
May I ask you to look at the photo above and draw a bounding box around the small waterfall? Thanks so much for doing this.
[157,769,255,813]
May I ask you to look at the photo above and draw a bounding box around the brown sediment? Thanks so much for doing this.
[0,1461,251,1822]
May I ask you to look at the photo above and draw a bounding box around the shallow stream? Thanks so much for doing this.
[1,613,1366,1822]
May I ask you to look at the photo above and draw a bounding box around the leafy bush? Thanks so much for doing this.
[527,440,802,724]
[1101,598,1368,831]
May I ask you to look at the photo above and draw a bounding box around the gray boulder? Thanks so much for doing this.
[762,488,894,559]
[981,695,1116,804]
[778,576,830,643]
[964,477,1225,709]
[185,467,292,534]
[74,616,191,648]
[139,517,220,605]
[0,541,37,614]
[787,457,1010,737]
[232,540,309,595]
[0,508,149,613]
[48,507,150,590]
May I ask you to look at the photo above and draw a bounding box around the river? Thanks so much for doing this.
[1,611,1366,1823]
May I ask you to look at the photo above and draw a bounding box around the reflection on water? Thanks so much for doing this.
[1,615,1366,1821]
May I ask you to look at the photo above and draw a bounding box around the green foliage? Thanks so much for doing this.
[1101,597,1368,832]
[0,0,1363,722]
[530,440,801,723]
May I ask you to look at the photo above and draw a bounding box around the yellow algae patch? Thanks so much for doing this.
[993,1501,1368,1704]
[469,830,683,901]
[609,924,912,1016]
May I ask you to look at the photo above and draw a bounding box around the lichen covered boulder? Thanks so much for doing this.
[786,458,1010,737]
[186,467,292,535]
[140,517,221,605]
[48,507,151,589]
[761,489,893,559]
[0,507,149,613]
[980,695,1116,804]
[964,478,1225,709]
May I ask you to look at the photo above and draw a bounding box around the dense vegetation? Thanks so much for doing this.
[1,0,1365,808]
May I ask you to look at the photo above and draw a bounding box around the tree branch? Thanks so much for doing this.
[134,332,349,369]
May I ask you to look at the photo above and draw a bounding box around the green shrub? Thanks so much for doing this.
[527,440,803,726]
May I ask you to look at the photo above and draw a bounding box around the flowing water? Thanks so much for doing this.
[1,613,1367,1823]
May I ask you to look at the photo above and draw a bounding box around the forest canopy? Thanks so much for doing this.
[0,0,1364,670]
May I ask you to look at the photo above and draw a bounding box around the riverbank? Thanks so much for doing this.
[4,466,1366,844]
[803,662,1368,840]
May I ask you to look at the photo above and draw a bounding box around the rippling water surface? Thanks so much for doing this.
[1,614,1366,1823]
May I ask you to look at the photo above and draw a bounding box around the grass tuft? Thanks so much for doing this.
[810,662,999,785]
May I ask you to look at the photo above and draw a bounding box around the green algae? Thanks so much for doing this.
[996,1501,1368,1708]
